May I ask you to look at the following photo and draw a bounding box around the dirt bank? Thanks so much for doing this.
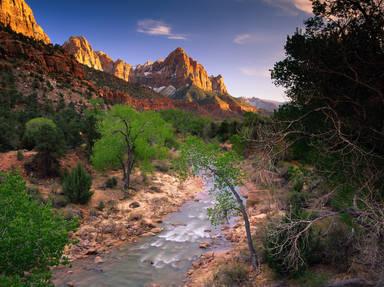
[64,170,203,261]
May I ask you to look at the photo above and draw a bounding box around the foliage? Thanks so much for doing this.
[62,164,93,204]
[92,105,173,189]
[160,109,211,137]
[209,262,250,287]
[265,2,384,277]
[23,118,65,178]
[23,118,60,150]
[178,136,259,267]
[16,150,24,161]
[105,176,118,188]
[0,172,76,285]
[271,0,384,196]
[295,271,328,287]
[264,212,319,276]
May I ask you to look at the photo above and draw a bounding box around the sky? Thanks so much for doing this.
[27,0,313,102]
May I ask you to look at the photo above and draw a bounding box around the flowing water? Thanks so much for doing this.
[53,184,233,287]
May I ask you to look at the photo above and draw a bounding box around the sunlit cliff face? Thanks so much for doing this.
[0,0,50,44]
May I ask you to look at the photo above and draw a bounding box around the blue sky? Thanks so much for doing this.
[28,0,312,101]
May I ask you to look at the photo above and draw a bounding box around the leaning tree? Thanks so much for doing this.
[178,136,260,269]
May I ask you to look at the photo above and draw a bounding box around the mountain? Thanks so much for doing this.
[241,97,282,112]
[0,0,255,117]
[62,37,254,115]
[0,25,174,111]
[63,39,228,95]
[133,47,228,95]
[0,0,50,44]
[63,36,132,82]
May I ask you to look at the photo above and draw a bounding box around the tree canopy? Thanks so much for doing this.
[92,105,173,189]
[0,172,76,286]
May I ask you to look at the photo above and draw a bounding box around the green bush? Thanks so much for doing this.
[97,200,105,211]
[23,117,65,178]
[209,262,249,287]
[62,164,93,204]
[105,176,118,188]
[0,172,76,285]
[295,271,328,287]
[16,150,24,161]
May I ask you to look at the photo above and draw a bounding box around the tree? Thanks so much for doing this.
[63,164,93,204]
[271,0,384,170]
[23,117,65,178]
[178,136,259,269]
[265,0,384,277]
[92,105,173,190]
[0,172,76,285]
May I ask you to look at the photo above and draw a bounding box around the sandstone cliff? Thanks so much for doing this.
[63,36,133,82]
[0,0,50,44]
[133,47,228,95]
[63,38,229,96]
[63,36,103,71]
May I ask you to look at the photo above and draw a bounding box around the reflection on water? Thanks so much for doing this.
[53,188,232,287]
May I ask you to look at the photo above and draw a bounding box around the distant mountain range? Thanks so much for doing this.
[240,97,283,112]
[0,0,262,116]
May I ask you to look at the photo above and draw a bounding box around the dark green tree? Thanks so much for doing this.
[23,118,65,177]
[62,164,93,204]
[272,0,384,190]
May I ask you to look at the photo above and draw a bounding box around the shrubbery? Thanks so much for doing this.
[0,172,76,286]
[208,262,249,287]
[62,164,93,204]
[23,117,65,178]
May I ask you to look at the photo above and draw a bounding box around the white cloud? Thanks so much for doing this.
[137,19,187,40]
[240,67,270,78]
[292,0,313,13]
[233,33,276,45]
[262,0,313,15]
[234,33,253,44]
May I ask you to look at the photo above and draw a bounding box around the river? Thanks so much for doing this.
[53,182,234,287]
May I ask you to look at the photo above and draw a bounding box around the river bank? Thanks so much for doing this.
[185,159,287,287]
[52,181,233,287]
[61,170,204,262]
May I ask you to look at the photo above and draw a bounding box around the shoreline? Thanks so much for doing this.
[60,171,204,263]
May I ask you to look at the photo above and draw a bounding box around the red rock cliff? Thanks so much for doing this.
[0,0,50,44]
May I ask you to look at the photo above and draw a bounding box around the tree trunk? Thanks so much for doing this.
[123,169,130,191]
[230,185,259,270]
[123,151,135,192]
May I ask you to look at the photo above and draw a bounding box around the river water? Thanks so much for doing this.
[53,185,233,287]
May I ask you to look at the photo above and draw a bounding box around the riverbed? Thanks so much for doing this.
[53,186,233,287]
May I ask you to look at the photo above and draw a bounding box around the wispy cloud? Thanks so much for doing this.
[233,33,276,45]
[262,0,313,15]
[234,34,253,44]
[240,67,271,78]
[137,19,187,40]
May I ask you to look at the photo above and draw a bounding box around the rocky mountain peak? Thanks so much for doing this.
[0,0,50,44]
[210,74,228,94]
[63,36,103,71]
[63,36,132,82]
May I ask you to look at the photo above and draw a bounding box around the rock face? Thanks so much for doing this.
[134,47,228,94]
[210,75,228,95]
[0,30,83,78]
[63,36,132,82]
[63,39,229,96]
[0,0,50,44]
[63,36,103,71]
